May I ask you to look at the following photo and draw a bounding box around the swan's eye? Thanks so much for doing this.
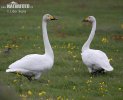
[48,15,50,18]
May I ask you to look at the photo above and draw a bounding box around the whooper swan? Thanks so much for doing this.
[6,14,57,81]
[81,16,113,75]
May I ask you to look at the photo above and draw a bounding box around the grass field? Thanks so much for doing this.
[0,0,123,99]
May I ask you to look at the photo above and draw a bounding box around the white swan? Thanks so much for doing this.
[81,16,113,74]
[6,14,57,80]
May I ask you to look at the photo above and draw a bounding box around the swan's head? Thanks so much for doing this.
[83,16,96,23]
[43,14,57,21]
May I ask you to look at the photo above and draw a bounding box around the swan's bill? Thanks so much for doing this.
[83,17,89,22]
[50,16,58,20]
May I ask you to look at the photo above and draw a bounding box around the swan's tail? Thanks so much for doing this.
[6,68,29,74]
[105,66,113,71]
[6,69,16,72]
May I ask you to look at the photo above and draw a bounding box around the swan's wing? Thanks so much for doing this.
[6,54,53,72]
[93,50,113,71]
[82,49,113,71]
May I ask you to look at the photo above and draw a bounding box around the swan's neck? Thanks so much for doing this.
[82,21,96,52]
[42,20,54,59]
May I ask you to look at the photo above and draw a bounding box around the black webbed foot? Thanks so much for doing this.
[27,76,32,81]
[91,68,105,76]
[98,69,105,74]
[23,75,32,81]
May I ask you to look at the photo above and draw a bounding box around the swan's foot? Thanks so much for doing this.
[91,69,105,76]
[26,76,32,81]
[23,74,33,81]
[98,69,105,74]
[4,47,12,54]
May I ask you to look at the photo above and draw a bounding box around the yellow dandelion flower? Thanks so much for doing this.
[88,88,91,91]
[38,47,41,49]
[54,45,57,48]
[89,80,92,83]
[86,79,92,84]
[100,87,103,91]
[64,75,67,79]
[39,91,46,96]
[118,88,122,91]
[67,43,71,48]
[121,24,123,29]
[20,94,27,98]
[12,44,15,48]
[15,45,19,48]
[101,37,108,43]
[82,96,85,98]
[75,60,78,63]
[39,93,43,96]
[21,26,25,29]
[70,47,73,49]
[68,50,72,54]
[13,79,17,83]
[57,96,62,100]
[33,44,36,47]
[108,58,113,62]
[102,82,105,84]
[46,84,49,86]
[86,80,89,84]
[48,80,50,83]
[28,90,32,96]
[37,36,39,39]
[73,86,76,90]
[73,55,76,58]
[19,37,22,40]
[5,45,9,48]
[90,77,93,79]
[73,68,76,71]
[105,89,108,92]
[37,26,41,29]
[100,85,103,88]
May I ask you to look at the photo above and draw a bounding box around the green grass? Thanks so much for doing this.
[0,0,123,99]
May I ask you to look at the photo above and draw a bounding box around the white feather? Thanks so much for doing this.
[81,16,113,73]
[7,54,53,71]
[6,14,56,80]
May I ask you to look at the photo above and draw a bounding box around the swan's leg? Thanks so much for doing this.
[27,76,32,81]
[91,66,99,75]
[88,67,92,73]
[91,68,105,75]
[34,73,41,80]
[91,71,97,75]
[98,68,105,74]
[23,74,32,81]
[88,66,98,75]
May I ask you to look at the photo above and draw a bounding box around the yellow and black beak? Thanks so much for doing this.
[50,16,58,20]
[82,17,89,22]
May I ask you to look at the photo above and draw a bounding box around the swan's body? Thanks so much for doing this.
[6,14,57,80]
[81,16,113,74]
